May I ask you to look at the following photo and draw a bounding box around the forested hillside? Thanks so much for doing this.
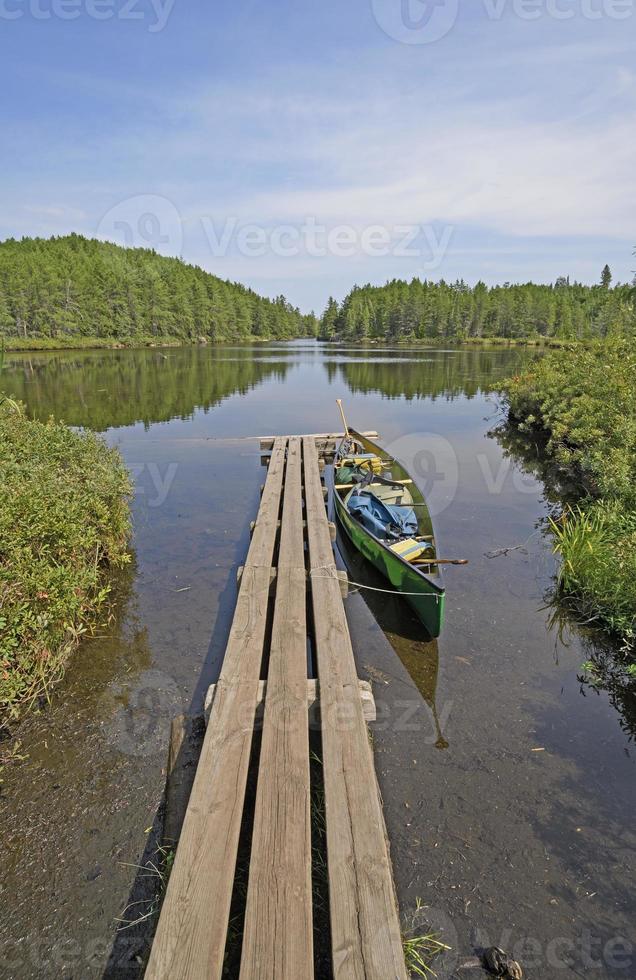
[321,275,635,342]
[0,235,316,344]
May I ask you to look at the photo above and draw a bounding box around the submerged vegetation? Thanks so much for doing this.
[0,234,316,348]
[321,273,635,342]
[0,399,131,717]
[498,341,636,653]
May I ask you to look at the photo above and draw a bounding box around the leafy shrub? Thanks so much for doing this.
[499,341,636,649]
[0,403,131,716]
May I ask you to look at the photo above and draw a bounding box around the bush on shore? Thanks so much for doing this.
[0,402,131,717]
[498,341,636,650]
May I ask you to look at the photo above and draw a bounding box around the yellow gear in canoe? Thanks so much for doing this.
[341,453,383,474]
[389,537,431,562]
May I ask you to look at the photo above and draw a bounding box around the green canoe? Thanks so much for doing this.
[333,428,446,638]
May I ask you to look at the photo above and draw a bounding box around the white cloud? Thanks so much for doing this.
[2,30,635,307]
[179,103,636,241]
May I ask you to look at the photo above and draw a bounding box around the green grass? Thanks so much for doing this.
[461,335,573,349]
[2,334,194,352]
[549,504,636,645]
[322,335,575,349]
[0,334,275,352]
[402,898,451,977]
[116,845,175,930]
[0,397,131,717]
[499,340,636,653]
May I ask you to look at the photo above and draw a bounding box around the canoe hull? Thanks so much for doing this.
[334,490,445,638]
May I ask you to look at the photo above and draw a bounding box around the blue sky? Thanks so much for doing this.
[1,0,635,311]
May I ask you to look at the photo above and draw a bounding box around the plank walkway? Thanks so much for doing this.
[145,436,406,980]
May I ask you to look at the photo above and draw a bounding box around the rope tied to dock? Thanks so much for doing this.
[309,565,441,601]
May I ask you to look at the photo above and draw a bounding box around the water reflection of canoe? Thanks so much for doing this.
[333,427,446,637]
[336,527,449,749]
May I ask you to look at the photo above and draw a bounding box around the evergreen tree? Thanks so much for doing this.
[601,264,613,289]
[0,235,316,343]
[319,275,633,343]
[319,297,339,339]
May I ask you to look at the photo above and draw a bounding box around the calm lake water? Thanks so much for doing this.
[0,342,634,979]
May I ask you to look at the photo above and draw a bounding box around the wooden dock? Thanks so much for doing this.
[145,434,407,980]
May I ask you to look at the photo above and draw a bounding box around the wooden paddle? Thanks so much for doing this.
[336,398,350,439]
[413,558,469,566]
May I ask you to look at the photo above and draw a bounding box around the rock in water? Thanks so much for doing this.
[483,947,523,978]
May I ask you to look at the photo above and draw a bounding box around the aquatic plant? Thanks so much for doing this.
[549,504,636,644]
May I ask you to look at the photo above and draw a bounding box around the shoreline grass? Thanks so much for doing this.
[5,333,583,354]
[0,398,132,719]
[319,334,579,349]
[0,334,281,353]
[497,340,636,653]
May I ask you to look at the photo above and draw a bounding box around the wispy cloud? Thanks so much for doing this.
[1,9,634,307]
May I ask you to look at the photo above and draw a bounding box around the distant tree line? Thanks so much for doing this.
[0,235,317,343]
[320,271,636,342]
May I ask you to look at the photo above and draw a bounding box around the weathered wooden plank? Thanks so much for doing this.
[261,483,328,500]
[163,715,204,848]
[303,437,408,980]
[204,679,377,725]
[240,436,313,979]
[259,430,378,451]
[236,563,348,598]
[250,518,336,542]
[145,439,287,980]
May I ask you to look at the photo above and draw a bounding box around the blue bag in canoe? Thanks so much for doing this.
[346,490,418,541]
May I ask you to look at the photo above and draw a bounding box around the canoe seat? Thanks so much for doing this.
[389,537,433,563]
[341,453,383,474]
[370,483,414,507]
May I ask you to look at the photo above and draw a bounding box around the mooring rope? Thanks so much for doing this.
[308,567,441,600]
[346,579,440,600]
